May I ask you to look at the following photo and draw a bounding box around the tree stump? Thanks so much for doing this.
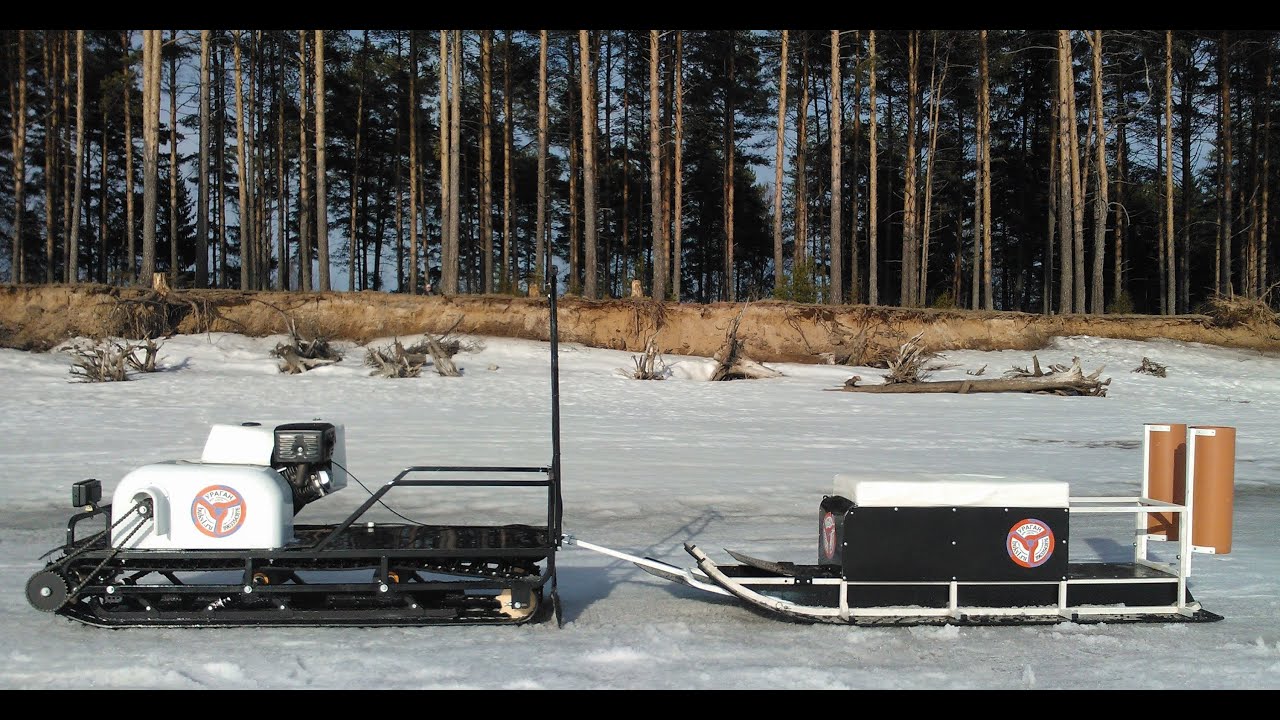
[152,272,170,295]
[631,279,644,298]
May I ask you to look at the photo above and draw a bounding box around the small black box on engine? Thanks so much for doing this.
[72,478,101,507]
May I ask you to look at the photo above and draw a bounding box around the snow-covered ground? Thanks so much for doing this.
[2,325,1278,689]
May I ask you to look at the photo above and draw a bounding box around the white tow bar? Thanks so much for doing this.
[561,534,731,597]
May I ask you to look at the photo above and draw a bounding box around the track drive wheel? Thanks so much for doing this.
[26,570,70,613]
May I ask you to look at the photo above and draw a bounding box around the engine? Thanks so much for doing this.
[108,421,347,550]
[271,422,346,511]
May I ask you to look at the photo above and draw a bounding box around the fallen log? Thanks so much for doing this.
[839,357,1109,396]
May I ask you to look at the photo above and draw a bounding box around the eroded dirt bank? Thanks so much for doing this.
[2,284,1278,363]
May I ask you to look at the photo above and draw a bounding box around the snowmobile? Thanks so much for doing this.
[24,285,566,628]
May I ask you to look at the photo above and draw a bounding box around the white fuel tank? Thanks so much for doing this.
[111,461,295,550]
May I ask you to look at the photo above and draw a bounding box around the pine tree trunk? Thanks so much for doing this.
[216,40,227,287]
[674,31,684,302]
[196,30,209,287]
[901,31,919,307]
[502,30,513,293]
[830,30,843,305]
[796,34,808,269]
[973,32,986,310]
[61,32,71,281]
[9,30,26,283]
[168,30,178,284]
[622,34,630,286]
[350,31,367,291]
[1115,97,1126,304]
[867,30,878,305]
[444,30,461,294]
[773,29,788,294]
[45,34,58,283]
[536,30,548,285]
[920,33,947,308]
[1090,30,1108,314]
[1220,32,1233,296]
[394,35,404,291]
[568,48,580,295]
[244,33,257,289]
[980,30,994,311]
[480,30,494,294]
[1180,41,1193,313]
[649,30,664,300]
[580,30,599,299]
[1164,31,1176,312]
[1262,45,1272,296]
[412,31,427,293]
[140,30,160,284]
[314,30,330,291]
[660,33,673,301]
[275,36,287,291]
[69,30,84,282]
[1065,34,1084,313]
[1046,88,1057,314]
[98,108,107,284]
[233,32,249,289]
[850,30,862,305]
[1057,30,1074,313]
[724,33,736,302]
[298,31,311,291]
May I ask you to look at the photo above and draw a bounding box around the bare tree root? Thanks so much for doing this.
[881,331,937,384]
[711,306,782,381]
[624,335,669,380]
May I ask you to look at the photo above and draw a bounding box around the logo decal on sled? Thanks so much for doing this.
[191,485,247,538]
[1007,518,1055,568]
[821,512,837,560]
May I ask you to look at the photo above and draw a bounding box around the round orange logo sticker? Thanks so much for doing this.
[1007,518,1055,568]
[191,485,247,538]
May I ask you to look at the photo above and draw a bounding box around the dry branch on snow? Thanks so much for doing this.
[65,337,166,383]
[365,340,425,378]
[364,330,483,378]
[271,317,342,374]
[842,355,1109,396]
[1132,357,1168,377]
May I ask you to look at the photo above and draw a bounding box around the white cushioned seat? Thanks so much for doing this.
[832,472,1070,508]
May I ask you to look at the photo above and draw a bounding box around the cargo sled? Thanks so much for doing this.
[24,286,567,629]
[572,471,1224,626]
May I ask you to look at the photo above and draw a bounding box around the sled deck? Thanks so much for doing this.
[27,466,563,628]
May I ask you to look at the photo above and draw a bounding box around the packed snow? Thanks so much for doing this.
[2,324,1279,689]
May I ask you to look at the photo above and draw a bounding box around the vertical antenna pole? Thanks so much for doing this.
[546,263,565,627]
[547,266,562,537]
